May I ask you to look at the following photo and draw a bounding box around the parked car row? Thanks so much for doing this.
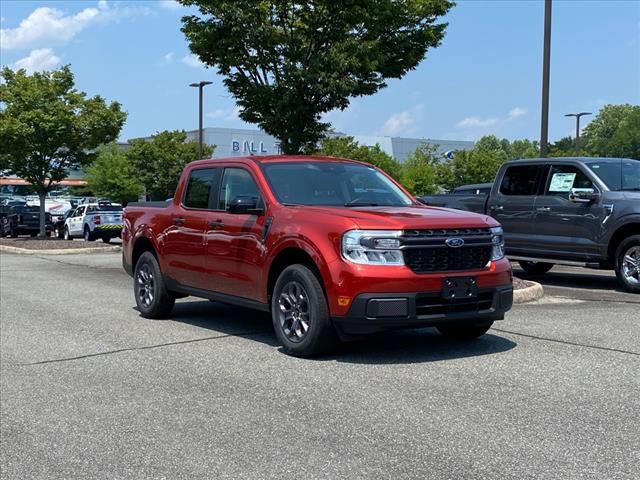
[0,203,52,237]
[419,157,640,292]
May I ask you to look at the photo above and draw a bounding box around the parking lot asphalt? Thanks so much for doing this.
[1,252,639,480]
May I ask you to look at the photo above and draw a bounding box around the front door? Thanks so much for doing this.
[490,164,548,255]
[204,167,267,301]
[533,163,608,258]
[69,206,85,235]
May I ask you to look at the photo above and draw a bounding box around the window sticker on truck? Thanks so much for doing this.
[549,172,577,192]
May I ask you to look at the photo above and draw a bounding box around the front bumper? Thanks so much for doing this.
[331,284,513,338]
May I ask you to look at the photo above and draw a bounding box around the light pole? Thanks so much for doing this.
[540,0,552,158]
[564,112,591,156]
[189,81,213,159]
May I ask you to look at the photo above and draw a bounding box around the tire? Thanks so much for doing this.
[102,236,111,244]
[83,226,94,242]
[271,264,337,357]
[614,235,640,293]
[56,228,64,239]
[10,224,18,238]
[437,321,493,340]
[30,232,37,237]
[518,260,554,275]
[134,251,175,318]
[64,227,72,241]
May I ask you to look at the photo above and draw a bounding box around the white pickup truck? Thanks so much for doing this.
[63,201,123,243]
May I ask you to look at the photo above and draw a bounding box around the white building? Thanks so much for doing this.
[178,127,473,163]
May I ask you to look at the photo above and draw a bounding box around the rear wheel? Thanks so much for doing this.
[271,264,337,357]
[83,226,94,242]
[134,251,175,318]
[614,235,640,293]
[10,224,18,238]
[437,322,493,340]
[102,236,111,244]
[518,260,553,275]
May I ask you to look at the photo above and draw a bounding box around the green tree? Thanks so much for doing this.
[549,136,576,157]
[444,135,508,189]
[317,136,401,179]
[85,144,141,204]
[126,130,215,200]
[508,139,540,159]
[180,0,454,153]
[0,65,126,236]
[583,104,640,159]
[400,143,449,195]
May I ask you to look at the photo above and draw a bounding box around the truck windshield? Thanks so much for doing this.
[587,160,640,191]
[263,162,413,207]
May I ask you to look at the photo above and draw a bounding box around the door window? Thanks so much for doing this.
[545,165,594,197]
[499,165,548,196]
[183,168,217,209]
[218,168,260,211]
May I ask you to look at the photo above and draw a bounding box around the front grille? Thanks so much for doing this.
[415,291,494,317]
[401,228,493,273]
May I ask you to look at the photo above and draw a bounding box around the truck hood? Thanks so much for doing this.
[295,205,497,230]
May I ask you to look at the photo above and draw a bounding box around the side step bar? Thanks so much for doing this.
[508,255,601,268]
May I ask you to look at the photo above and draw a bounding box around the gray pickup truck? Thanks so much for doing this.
[420,157,640,292]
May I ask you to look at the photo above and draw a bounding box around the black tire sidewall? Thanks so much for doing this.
[134,251,175,318]
[519,261,553,275]
[84,226,94,242]
[64,227,71,240]
[271,265,334,357]
[615,235,640,293]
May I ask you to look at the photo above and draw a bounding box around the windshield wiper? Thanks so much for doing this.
[344,201,380,207]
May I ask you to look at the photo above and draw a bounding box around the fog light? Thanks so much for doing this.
[337,296,351,307]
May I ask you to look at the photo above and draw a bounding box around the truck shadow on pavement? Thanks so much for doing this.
[514,268,627,294]
[167,300,517,364]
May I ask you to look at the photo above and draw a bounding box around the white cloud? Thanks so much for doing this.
[181,53,206,69]
[13,48,61,74]
[0,1,149,51]
[457,117,498,128]
[508,107,528,120]
[206,109,228,119]
[206,106,244,124]
[163,51,174,63]
[158,0,182,9]
[379,111,416,136]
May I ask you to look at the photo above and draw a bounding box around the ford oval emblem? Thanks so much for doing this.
[445,237,465,248]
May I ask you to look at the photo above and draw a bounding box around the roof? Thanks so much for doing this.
[506,157,638,165]
[189,155,372,166]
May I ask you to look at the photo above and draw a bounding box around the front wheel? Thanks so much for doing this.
[271,264,337,357]
[615,235,640,293]
[437,322,493,340]
[518,260,553,275]
[83,226,94,242]
[134,251,175,318]
[63,227,72,241]
[10,224,18,238]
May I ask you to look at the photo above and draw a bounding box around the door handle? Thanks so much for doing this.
[491,205,504,211]
[172,217,185,225]
[536,207,551,212]
[208,220,224,230]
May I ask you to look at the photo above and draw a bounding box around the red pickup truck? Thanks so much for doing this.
[123,156,513,356]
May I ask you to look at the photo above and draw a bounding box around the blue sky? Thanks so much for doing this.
[1,0,638,144]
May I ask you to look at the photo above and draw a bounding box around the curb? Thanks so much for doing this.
[513,281,544,304]
[0,245,121,255]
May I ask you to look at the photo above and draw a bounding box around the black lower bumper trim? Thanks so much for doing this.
[332,285,513,337]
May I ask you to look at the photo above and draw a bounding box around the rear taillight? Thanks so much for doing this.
[93,216,101,225]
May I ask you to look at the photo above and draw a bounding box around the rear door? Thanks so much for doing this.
[490,164,549,254]
[163,167,220,289]
[532,162,608,258]
[203,166,268,300]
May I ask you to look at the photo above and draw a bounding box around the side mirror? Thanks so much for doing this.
[227,195,263,215]
[570,188,600,203]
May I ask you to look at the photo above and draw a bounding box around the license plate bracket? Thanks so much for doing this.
[442,276,478,300]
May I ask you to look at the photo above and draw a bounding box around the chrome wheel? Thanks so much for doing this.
[136,263,155,307]
[277,281,311,343]
[622,246,640,287]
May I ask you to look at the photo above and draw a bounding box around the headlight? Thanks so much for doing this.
[490,226,505,261]
[342,230,404,265]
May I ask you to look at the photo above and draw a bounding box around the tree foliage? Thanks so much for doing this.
[317,136,401,179]
[0,65,126,235]
[583,104,640,160]
[179,0,454,153]
[85,144,141,204]
[400,143,450,195]
[126,130,214,200]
